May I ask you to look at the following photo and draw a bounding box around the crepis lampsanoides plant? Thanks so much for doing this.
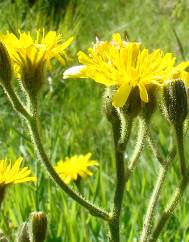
[0,30,189,242]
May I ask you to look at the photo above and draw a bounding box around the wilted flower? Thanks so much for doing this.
[54,153,98,184]
[63,33,189,107]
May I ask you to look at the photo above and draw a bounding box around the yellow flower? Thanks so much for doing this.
[1,30,74,75]
[0,157,36,187]
[63,33,189,107]
[54,153,98,184]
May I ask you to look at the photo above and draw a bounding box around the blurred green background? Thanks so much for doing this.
[0,0,189,241]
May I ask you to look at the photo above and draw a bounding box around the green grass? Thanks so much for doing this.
[0,0,189,241]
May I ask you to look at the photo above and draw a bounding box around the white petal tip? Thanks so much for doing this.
[63,65,85,79]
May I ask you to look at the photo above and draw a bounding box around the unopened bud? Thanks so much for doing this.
[103,88,118,122]
[17,222,30,242]
[0,230,8,242]
[28,212,48,242]
[20,55,46,100]
[122,87,141,118]
[0,237,8,242]
[0,186,6,206]
[162,80,188,127]
[0,42,12,86]
[142,87,157,121]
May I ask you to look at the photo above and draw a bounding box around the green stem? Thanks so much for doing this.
[150,175,188,242]
[124,117,147,183]
[149,124,186,242]
[118,113,132,152]
[5,88,110,221]
[140,164,169,242]
[147,130,164,165]
[108,116,126,242]
[2,83,31,120]
[28,117,110,220]
[109,117,147,241]
[174,124,186,178]
[108,150,125,242]
[140,125,176,242]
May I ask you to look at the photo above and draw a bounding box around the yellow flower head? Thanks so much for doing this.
[54,153,98,184]
[1,30,74,76]
[63,33,189,107]
[0,157,36,187]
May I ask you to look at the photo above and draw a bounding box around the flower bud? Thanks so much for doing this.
[0,236,8,242]
[142,87,157,121]
[122,87,141,118]
[17,222,30,242]
[28,212,48,242]
[0,42,12,86]
[162,80,188,127]
[0,231,8,242]
[20,56,46,100]
[103,88,118,122]
[0,186,6,206]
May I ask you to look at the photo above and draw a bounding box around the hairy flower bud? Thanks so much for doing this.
[0,237,8,242]
[28,212,48,242]
[162,80,188,127]
[103,88,118,122]
[0,42,12,86]
[0,231,8,242]
[142,87,157,121]
[122,87,141,118]
[0,186,6,206]
[17,222,30,242]
[20,55,46,100]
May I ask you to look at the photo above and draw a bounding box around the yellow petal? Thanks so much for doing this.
[174,61,189,71]
[61,37,74,50]
[180,71,189,86]
[112,33,122,42]
[42,31,57,46]
[78,51,93,65]
[138,83,149,102]
[112,82,132,107]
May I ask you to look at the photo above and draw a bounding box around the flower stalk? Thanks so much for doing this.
[140,163,169,242]
[4,86,110,221]
[174,124,186,177]
[27,114,110,221]
[140,124,176,242]
[108,111,127,242]
[124,117,147,183]
[141,120,186,242]
[150,174,188,242]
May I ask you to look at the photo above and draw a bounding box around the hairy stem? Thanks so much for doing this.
[174,124,186,178]
[2,83,31,119]
[124,117,147,183]
[108,113,129,242]
[140,164,168,242]
[150,175,188,242]
[5,87,110,221]
[28,117,110,220]
[108,151,124,242]
[147,130,164,165]
[140,125,176,242]
[149,124,186,242]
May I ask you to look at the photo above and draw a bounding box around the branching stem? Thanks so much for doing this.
[150,174,188,242]
[5,86,110,221]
